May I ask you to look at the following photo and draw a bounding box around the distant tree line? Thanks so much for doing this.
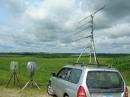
[0,52,130,58]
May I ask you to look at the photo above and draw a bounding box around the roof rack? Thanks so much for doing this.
[69,62,84,65]
[88,64,113,68]
[69,62,113,69]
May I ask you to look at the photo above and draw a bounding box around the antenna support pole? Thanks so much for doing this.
[89,15,99,64]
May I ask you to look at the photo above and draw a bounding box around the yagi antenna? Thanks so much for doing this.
[93,5,105,15]
[76,5,105,64]
[79,5,105,23]
[74,35,92,42]
[74,5,105,36]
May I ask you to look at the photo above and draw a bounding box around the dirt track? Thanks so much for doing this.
[0,86,130,97]
[128,86,130,97]
[0,86,51,97]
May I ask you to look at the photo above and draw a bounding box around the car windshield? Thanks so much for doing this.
[86,71,124,92]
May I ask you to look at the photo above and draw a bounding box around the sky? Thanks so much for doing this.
[0,0,130,53]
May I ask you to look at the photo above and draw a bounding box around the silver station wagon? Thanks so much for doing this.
[47,64,128,97]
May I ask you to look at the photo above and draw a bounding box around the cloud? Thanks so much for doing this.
[0,0,130,53]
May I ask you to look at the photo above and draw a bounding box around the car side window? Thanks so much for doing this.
[57,68,71,80]
[68,69,82,84]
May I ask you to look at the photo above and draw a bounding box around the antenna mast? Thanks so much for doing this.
[76,6,105,64]
[89,14,99,64]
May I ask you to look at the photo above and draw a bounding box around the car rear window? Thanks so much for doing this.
[86,71,124,92]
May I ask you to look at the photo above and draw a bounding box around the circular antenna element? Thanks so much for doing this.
[10,61,18,72]
[27,61,37,77]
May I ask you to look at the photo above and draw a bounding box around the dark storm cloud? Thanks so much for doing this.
[81,0,130,31]
[104,0,130,19]
[109,33,130,39]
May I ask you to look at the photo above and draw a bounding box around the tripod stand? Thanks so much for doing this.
[6,71,20,87]
[22,73,40,90]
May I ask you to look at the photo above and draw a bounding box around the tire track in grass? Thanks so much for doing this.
[128,86,130,97]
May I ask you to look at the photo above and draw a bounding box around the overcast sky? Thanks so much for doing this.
[0,0,130,53]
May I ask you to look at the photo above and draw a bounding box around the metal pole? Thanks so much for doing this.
[76,47,86,63]
[14,72,16,85]
[6,74,13,87]
[89,46,92,63]
[16,75,20,86]
[22,80,30,90]
[91,15,99,64]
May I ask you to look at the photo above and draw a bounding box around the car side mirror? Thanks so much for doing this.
[51,73,57,77]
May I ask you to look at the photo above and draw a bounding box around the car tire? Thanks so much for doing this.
[64,94,69,97]
[47,81,55,96]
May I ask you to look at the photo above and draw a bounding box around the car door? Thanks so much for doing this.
[53,68,72,97]
[64,68,82,97]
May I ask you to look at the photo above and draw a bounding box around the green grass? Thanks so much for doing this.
[0,54,130,90]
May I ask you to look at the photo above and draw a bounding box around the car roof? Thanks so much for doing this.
[63,64,119,72]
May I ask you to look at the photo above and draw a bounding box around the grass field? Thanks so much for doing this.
[0,54,130,91]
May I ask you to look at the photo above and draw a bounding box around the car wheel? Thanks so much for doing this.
[47,81,55,96]
[64,94,69,97]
